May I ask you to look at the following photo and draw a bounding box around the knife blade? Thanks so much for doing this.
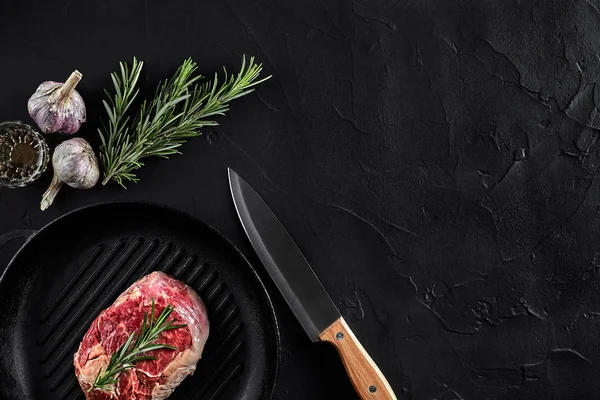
[228,168,397,400]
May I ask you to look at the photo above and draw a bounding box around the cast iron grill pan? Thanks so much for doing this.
[0,202,279,400]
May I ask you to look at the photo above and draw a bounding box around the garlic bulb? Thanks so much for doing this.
[28,71,86,134]
[40,138,99,210]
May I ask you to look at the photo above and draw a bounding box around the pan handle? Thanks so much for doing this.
[0,229,37,252]
[0,229,37,275]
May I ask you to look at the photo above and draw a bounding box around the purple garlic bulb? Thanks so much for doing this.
[28,70,86,134]
[40,137,99,211]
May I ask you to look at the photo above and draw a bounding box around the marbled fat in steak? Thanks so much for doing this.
[74,272,210,399]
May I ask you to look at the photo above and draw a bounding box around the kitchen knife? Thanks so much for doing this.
[228,168,397,400]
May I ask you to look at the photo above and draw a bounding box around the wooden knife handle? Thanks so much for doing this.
[319,317,397,400]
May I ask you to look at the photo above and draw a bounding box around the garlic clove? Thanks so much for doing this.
[28,71,87,135]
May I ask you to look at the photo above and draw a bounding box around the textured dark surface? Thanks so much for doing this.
[1,0,600,399]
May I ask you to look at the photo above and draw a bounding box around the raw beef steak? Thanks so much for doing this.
[74,271,210,399]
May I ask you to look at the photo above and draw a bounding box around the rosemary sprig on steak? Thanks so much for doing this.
[89,299,187,392]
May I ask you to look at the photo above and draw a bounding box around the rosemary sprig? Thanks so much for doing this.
[98,55,271,188]
[89,300,186,392]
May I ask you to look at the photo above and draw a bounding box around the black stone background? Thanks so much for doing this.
[3,0,600,399]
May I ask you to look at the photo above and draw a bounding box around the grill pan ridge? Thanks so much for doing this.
[0,202,280,400]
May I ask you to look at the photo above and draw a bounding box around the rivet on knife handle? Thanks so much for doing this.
[319,317,397,400]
